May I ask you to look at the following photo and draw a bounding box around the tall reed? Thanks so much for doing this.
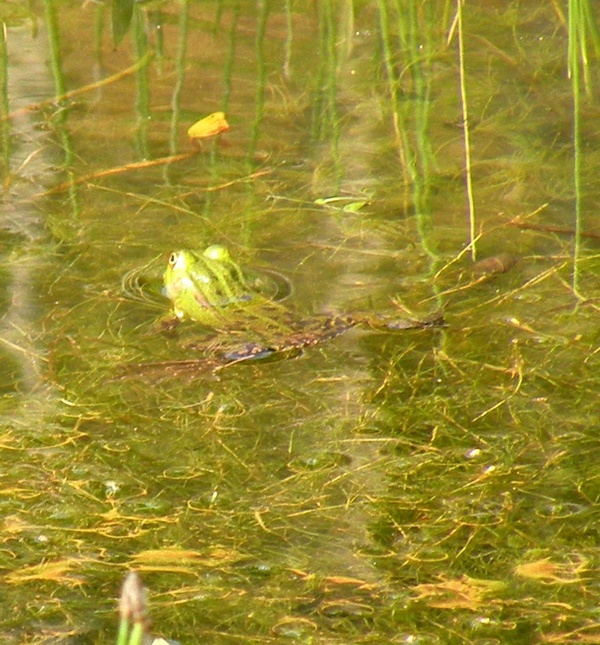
[567,0,600,295]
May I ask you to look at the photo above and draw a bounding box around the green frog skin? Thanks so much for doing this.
[163,245,259,325]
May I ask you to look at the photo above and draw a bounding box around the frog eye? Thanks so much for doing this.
[168,252,178,265]
[204,244,229,261]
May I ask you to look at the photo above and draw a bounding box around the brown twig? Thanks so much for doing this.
[4,52,154,122]
[37,151,198,197]
[507,216,600,240]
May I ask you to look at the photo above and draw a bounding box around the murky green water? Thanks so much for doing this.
[2,1,600,643]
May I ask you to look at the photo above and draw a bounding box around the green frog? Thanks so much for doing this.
[163,244,284,329]
[162,244,444,367]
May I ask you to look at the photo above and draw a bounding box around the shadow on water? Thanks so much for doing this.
[1,1,600,643]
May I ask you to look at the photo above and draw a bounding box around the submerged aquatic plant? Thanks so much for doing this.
[112,0,134,47]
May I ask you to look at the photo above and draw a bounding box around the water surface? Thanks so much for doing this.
[1,2,600,643]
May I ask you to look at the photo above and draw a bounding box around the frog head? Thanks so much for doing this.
[163,245,258,325]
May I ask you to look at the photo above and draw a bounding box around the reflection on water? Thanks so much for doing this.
[0,19,57,396]
[1,2,600,643]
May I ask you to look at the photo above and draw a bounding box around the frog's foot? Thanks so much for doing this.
[157,315,181,335]
[384,311,446,330]
[116,356,224,381]
[354,311,446,331]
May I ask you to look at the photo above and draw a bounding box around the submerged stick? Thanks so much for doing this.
[507,217,600,241]
[39,151,198,196]
[4,52,154,122]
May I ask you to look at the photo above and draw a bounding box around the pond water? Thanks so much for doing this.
[2,1,600,643]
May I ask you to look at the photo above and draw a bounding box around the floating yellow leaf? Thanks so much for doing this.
[129,547,243,570]
[6,557,87,586]
[187,112,230,140]
[514,558,583,583]
[413,575,504,610]
[130,549,203,565]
